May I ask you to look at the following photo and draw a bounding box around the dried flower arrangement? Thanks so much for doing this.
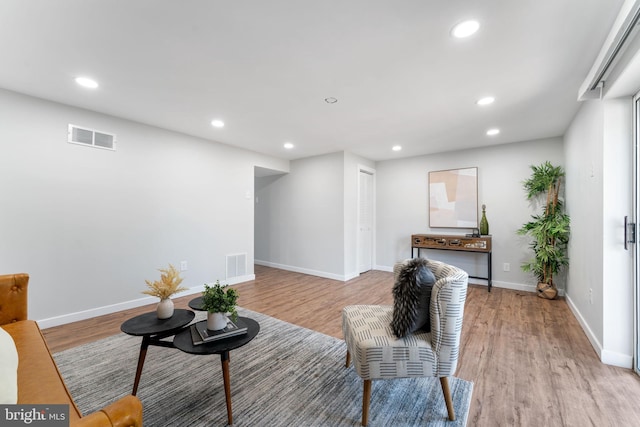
[142,264,189,300]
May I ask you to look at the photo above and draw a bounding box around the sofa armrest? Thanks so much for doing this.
[72,395,142,427]
[0,274,29,325]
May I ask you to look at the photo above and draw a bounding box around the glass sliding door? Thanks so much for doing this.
[635,92,640,374]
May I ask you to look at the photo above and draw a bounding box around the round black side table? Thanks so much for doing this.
[121,308,195,395]
[173,311,260,425]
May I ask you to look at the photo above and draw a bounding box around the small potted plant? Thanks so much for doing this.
[142,264,188,319]
[201,280,239,330]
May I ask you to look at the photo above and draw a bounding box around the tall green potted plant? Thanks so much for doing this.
[517,161,570,299]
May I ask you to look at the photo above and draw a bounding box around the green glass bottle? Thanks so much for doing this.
[479,204,489,235]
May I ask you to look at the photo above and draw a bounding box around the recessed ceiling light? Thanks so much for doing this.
[476,96,495,106]
[211,119,225,128]
[284,142,294,149]
[75,77,98,89]
[486,128,500,136]
[324,97,338,104]
[451,20,480,38]
[392,145,402,151]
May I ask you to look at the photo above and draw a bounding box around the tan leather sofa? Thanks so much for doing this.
[0,273,143,427]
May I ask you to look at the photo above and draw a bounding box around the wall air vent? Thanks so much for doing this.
[226,253,247,280]
[68,124,116,151]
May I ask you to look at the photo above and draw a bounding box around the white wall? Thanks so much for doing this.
[564,96,634,368]
[602,98,634,366]
[0,88,287,326]
[254,152,346,279]
[375,138,565,291]
[255,151,375,280]
[564,100,605,345]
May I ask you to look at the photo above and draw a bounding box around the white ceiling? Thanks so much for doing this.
[0,1,623,161]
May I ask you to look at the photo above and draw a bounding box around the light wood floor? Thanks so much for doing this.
[43,265,640,426]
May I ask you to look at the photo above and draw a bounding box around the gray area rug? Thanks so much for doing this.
[54,307,472,426]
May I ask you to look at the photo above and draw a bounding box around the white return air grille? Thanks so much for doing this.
[68,124,117,151]
[226,253,247,281]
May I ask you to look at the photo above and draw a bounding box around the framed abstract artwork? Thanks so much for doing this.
[429,167,478,228]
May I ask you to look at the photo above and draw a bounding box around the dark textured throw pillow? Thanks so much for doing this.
[390,258,436,338]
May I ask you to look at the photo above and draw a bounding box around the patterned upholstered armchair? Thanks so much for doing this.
[342,259,469,426]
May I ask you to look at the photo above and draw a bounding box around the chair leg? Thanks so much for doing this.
[362,379,372,426]
[345,350,351,368]
[439,377,456,421]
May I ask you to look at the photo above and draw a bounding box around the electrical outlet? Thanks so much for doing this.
[180,260,188,271]
[503,263,510,272]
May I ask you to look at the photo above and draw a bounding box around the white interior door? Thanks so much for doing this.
[358,169,374,273]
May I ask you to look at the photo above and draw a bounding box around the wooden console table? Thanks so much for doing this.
[411,234,492,292]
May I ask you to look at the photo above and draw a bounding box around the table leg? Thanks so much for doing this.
[220,351,233,425]
[132,335,150,396]
[488,251,492,292]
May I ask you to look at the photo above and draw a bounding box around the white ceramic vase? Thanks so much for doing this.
[157,298,174,319]
[207,312,228,330]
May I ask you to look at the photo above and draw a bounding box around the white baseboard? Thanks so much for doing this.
[565,294,632,369]
[374,264,393,273]
[226,274,256,286]
[375,265,541,294]
[491,280,537,293]
[601,349,633,368]
[255,259,349,281]
[344,272,360,281]
[565,293,603,360]
[36,276,255,329]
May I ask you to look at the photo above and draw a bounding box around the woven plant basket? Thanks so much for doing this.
[536,282,558,300]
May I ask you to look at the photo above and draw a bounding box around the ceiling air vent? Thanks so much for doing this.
[68,124,117,151]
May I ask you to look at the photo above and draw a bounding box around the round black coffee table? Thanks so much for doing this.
[121,308,195,395]
[174,314,259,425]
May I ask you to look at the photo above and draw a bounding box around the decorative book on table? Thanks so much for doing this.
[190,318,248,345]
